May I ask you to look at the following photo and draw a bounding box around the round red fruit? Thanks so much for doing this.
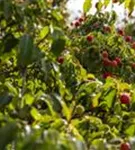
[125,36,132,42]
[103,58,112,66]
[115,57,121,65]
[75,21,80,27]
[111,60,118,67]
[132,42,135,49]
[118,29,124,36]
[120,142,131,150]
[79,17,84,23]
[113,0,118,3]
[120,93,130,104]
[86,35,94,42]
[102,51,108,58]
[102,72,112,79]
[103,26,111,33]
[131,63,135,69]
[57,56,64,64]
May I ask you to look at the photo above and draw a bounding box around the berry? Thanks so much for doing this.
[115,57,121,65]
[103,26,111,33]
[120,93,130,104]
[132,42,135,49]
[125,36,132,42]
[102,51,108,58]
[74,21,80,27]
[113,0,118,3]
[79,17,84,23]
[103,58,112,66]
[120,142,131,150]
[118,29,124,36]
[86,35,94,42]
[57,56,64,64]
[131,63,135,69]
[102,72,112,79]
[93,22,99,28]
[111,60,118,67]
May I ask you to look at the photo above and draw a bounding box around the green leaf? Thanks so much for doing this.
[92,139,106,150]
[23,94,34,105]
[104,0,110,8]
[52,27,65,40]
[60,100,71,121]
[44,99,56,117]
[18,34,34,66]
[4,81,18,96]
[103,89,116,108]
[0,94,12,107]
[83,0,92,13]
[51,27,66,56]
[0,122,18,150]
[30,107,42,121]
[125,124,135,136]
[128,0,135,16]
[69,124,84,141]
[4,0,12,19]
[96,1,103,11]
[39,26,49,39]
[51,38,65,57]
[92,93,101,107]
[2,34,18,53]
[52,9,63,21]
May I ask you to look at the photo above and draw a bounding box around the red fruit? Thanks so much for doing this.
[93,22,99,28]
[111,60,118,67]
[102,72,112,79]
[132,42,135,49]
[74,21,80,27]
[113,0,118,3]
[120,93,130,104]
[120,142,131,150]
[102,51,108,58]
[125,36,132,42]
[103,58,112,66]
[103,26,111,33]
[57,56,64,64]
[79,17,84,23]
[86,35,94,42]
[115,57,121,65]
[131,63,135,69]
[118,29,124,36]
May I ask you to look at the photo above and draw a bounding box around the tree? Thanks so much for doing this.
[0,0,135,150]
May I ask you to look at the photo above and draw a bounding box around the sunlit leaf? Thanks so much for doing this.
[83,0,92,13]
[39,26,49,39]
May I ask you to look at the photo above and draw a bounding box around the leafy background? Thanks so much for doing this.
[0,0,135,150]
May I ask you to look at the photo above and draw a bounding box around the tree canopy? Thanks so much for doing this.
[0,0,135,150]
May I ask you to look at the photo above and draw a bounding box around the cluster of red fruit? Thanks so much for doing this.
[103,25,111,33]
[71,16,84,28]
[101,50,121,79]
[117,28,135,69]
[102,51,121,67]
[117,28,135,49]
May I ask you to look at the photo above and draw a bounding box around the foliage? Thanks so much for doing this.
[0,0,135,150]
